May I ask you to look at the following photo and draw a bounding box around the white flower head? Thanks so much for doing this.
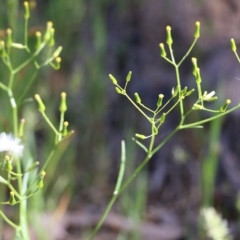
[201,207,232,240]
[0,132,24,157]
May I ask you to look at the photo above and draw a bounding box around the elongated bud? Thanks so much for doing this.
[63,121,68,136]
[159,43,167,57]
[52,57,61,70]
[134,93,141,104]
[59,92,67,113]
[126,71,132,82]
[192,58,198,77]
[52,46,62,58]
[135,134,146,139]
[44,21,53,42]
[23,1,30,19]
[196,68,201,83]
[194,21,200,38]
[37,171,46,189]
[231,38,237,52]
[9,191,16,205]
[26,161,39,172]
[18,119,25,138]
[166,26,173,46]
[6,29,12,48]
[11,43,25,49]
[35,94,45,112]
[193,103,203,110]
[0,41,7,57]
[172,86,179,97]
[35,31,42,49]
[181,86,188,95]
[185,89,195,96]
[48,28,55,47]
[5,156,12,171]
[115,87,122,94]
[157,94,164,107]
[220,99,231,112]
[109,74,118,85]
[160,113,166,123]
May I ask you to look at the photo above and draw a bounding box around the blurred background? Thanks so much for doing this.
[1,0,240,239]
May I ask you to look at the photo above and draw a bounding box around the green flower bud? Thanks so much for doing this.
[196,68,201,83]
[126,71,132,82]
[230,38,237,52]
[37,171,46,189]
[35,94,45,112]
[9,191,16,205]
[166,26,173,46]
[48,28,55,47]
[134,93,141,104]
[0,41,7,57]
[160,113,166,123]
[5,156,12,171]
[159,43,167,57]
[52,57,61,70]
[11,43,25,49]
[23,1,30,19]
[6,29,12,48]
[63,121,68,136]
[35,31,42,49]
[44,21,53,42]
[193,104,203,110]
[135,134,146,139]
[115,87,122,94]
[181,86,188,95]
[172,86,179,97]
[185,89,195,96]
[157,94,164,107]
[52,46,62,58]
[194,21,200,38]
[192,58,198,77]
[59,92,67,113]
[109,74,118,85]
[220,99,231,112]
[18,118,25,138]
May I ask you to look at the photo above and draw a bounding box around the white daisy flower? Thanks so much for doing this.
[0,132,24,157]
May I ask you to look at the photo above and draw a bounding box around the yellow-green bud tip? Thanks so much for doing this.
[36,31,41,37]
[159,94,164,98]
[5,155,10,161]
[231,38,237,51]
[64,121,69,127]
[61,92,66,98]
[192,58,197,63]
[23,1,29,7]
[10,191,14,196]
[40,170,46,176]
[56,57,61,63]
[166,26,171,31]
[226,99,231,104]
[34,94,40,101]
[6,29,12,35]
[47,21,53,28]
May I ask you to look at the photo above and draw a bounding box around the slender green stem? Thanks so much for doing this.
[180,104,240,129]
[89,141,126,240]
[0,210,20,230]
[124,94,151,122]
[13,42,46,74]
[178,38,198,66]
[40,111,59,136]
